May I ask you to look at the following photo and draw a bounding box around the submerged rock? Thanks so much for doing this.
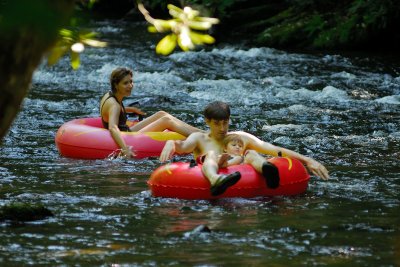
[183,224,212,238]
[0,203,53,222]
[192,224,211,233]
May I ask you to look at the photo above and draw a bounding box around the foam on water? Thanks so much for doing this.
[375,95,400,104]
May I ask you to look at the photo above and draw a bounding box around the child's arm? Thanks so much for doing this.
[218,154,243,168]
[226,155,244,166]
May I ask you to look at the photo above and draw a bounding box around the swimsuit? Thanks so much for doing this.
[100,91,130,132]
[196,155,207,164]
[196,154,244,165]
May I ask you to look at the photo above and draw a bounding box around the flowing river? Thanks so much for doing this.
[0,19,399,266]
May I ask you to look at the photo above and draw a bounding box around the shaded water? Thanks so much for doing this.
[1,20,399,266]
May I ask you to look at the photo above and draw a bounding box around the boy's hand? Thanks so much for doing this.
[306,158,330,180]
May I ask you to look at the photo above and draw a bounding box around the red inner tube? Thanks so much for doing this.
[148,157,310,199]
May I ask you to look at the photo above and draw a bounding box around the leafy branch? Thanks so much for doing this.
[138,3,219,55]
[47,28,107,70]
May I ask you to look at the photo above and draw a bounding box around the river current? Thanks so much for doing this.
[0,20,399,266]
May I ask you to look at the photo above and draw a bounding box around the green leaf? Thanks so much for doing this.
[47,44,69,66]
[59,28,73,37]
[70,51,80,70]
[189,31,215,45]
[167,4,183,14]
[156,34,177,55]
[188,20,212,31]
[148,25,158,33]
[153,19,174,32]
[82,38,107,47]
[80,31,98,39]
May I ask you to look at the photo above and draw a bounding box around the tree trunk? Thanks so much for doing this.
[0,0,74,142]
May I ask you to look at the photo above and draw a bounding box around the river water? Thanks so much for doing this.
[1,19,399,266]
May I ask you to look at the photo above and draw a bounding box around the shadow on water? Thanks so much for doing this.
[0,19,399,266]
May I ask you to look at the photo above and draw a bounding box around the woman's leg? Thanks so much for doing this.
[131,111,202,136]
[129,111,168,131]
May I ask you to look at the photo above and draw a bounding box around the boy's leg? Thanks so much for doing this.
[202,151,241,196]
[201,151,220,185]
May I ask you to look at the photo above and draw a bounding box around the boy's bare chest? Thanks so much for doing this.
[198,137,223,155]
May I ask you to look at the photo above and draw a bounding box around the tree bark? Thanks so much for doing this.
[0,0,74,142]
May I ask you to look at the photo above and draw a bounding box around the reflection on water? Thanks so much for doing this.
[0,19,399,266]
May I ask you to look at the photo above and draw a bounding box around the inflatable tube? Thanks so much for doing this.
[148,157,310,199]
[55,117,185,159]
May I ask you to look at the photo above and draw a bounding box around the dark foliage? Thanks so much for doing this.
[86,0,400,51]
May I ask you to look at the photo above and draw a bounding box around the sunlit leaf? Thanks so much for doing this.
[167,4,183,14]
[188,20,213,30]
[183,6,199,19]
[70,51,80,70]
[180,27,194,50]
[71,42,85,53]
[82,38,107,47]
[139,3,219,55]
[153,19,174,32]
[48,26,106,69]
[194,17,219,23]
[156,34,177,55]
[169,9,182,19]
[59,28,73,37]
[80,31,97,39]
[189,31,215,45]
[47,44,69,66]
[148,25,158,33]
[177,34,193,51]
[200,34,215,44]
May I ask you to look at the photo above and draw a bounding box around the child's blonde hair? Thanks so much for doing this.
[223,134,244,149]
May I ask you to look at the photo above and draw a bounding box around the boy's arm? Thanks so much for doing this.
[238,131,330,180]
[159,133,199,162]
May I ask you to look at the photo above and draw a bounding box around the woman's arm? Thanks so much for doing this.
[125,106,146,115]
[108,104,134,158]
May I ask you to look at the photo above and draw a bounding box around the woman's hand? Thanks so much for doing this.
[121,146,136,158]
[126,106,146,116]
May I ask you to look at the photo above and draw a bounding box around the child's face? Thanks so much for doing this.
[225,141,244,156]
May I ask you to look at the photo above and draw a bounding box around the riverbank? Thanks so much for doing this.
[87,0,400,53]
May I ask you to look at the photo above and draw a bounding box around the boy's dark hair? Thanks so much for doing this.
[203,101,230,120]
